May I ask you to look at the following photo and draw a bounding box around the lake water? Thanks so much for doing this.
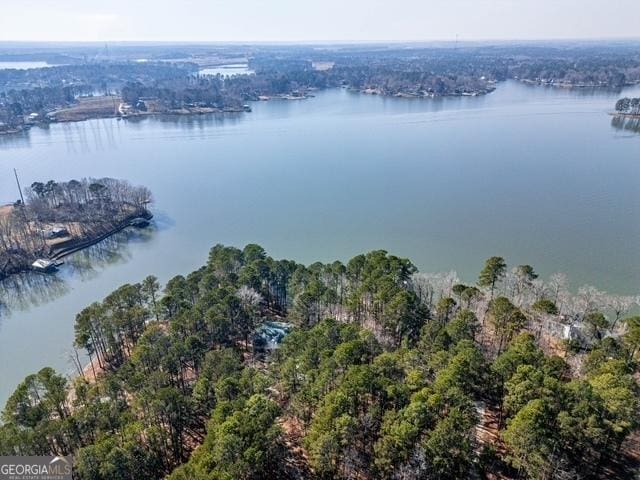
[0,80,639,404]
[198,64,253,76]
[0,61,56,70]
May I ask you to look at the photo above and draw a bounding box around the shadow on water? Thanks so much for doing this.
[517,81,631,98]
[0,226,157,317]
[149,209,176,232]
[115,112,243,130]
[63,226,157,281]
[124,112,245,136]
[0,130,31,148]
[0,272,69,318]
[611,115,640,134]
[0,111,244,153]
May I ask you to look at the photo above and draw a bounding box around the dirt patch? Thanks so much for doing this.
[50,96,121,122]
[475,401,503,449]
[278,415,313,479]
[81,355,107,383]
[0,205,13,218]
[611,429,640,479]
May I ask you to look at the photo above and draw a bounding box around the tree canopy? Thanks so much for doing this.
[2,245,638,479]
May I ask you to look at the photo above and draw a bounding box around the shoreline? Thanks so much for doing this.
[0,105,249,137]
[609,112,640,118]
[4,79,637,138]
[48,210,153,261]
[352,85,496,98]
[0,84,496,137]
[50,105,248,122]
[519,79,640,89]
[0,210,153,281]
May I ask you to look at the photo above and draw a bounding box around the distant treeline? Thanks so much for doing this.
[121,72,308,109]
[251,44,640,89]
[0,62,196,94]
[2,45,640,130]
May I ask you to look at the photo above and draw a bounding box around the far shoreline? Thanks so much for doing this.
[4,80,640,138]
[0,96,251,137]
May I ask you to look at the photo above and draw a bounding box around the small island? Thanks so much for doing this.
[611,97,640,134]
[614,97,640,117]
[0,177,152,280]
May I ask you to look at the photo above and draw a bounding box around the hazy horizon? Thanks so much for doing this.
[1,0,639,43]
[1,38,640,47]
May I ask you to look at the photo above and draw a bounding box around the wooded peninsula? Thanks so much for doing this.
[0,178,152,280]
[1,245,638,479]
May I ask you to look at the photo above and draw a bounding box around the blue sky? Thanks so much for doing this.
[1,0,639,42]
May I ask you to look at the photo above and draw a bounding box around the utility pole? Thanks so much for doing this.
[13,168,25,205]
[13,168,34,239]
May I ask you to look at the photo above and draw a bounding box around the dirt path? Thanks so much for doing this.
[0,205,13,218]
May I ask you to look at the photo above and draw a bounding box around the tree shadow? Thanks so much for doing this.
[0,224,157,317]
[611,115,640,135]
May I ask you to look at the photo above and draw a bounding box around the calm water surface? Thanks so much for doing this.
[0,61,57,70]
[198,64,253,76]
[1,80,639,403]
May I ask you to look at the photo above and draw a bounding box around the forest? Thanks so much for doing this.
[1,244,638,479]
[0,178,151,279]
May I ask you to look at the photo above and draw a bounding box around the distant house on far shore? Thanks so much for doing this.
[25,112,39,124]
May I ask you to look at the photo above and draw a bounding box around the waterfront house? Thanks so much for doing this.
[42,226,69,239]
